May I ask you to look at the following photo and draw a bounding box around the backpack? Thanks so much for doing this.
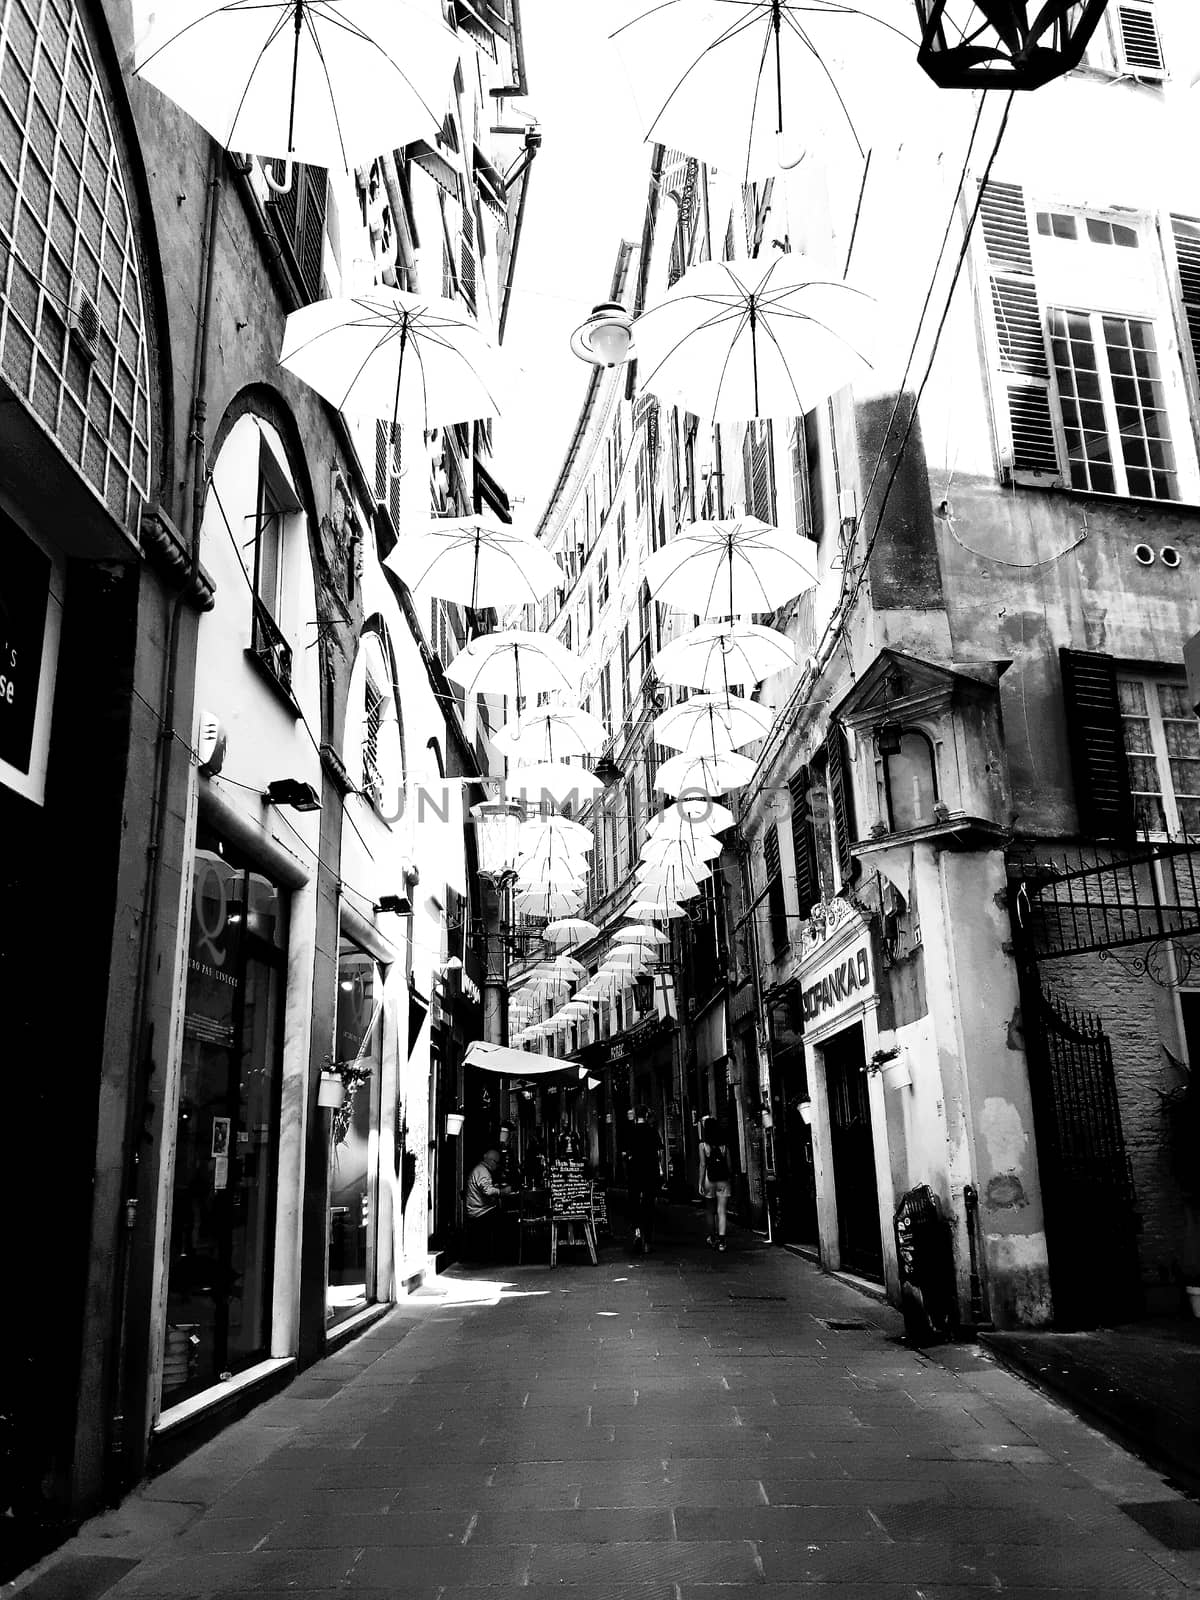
[706,1143,730,1183]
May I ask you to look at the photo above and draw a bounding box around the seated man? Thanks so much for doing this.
[463,1148,504,1260]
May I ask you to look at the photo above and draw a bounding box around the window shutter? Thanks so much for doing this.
[1170,216,1200,392]
[460,209,477,312]
[269,163,327,303]
[763,824,788,954]
[826,725,857,884]
[375,422,401,526]
[1059,648,1136,838]
[788,766,819,919]
[1114,2,1164,73]
[979,181,1062,483]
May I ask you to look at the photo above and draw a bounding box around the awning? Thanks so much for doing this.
[464,1039,585,1077]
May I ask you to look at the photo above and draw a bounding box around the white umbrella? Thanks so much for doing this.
[644,520,818,620]
[635,256,875,423]
[446,630,581,702]
[629,900,689,920]
[601,945,649,966]
[640,830,722,866]
[636,866,705,898]
[654,622,796,692]
[655,750,756,796]
[518,816,594,855]
[385,515,563,610]
[134,0,459,183]
[654,693,774,759]
[649,796,736,834]
[637,857,712,886]
[511,888,584,920]
[280,289,504,434]
[465,1040,584,1076]
[514,868,587,893]
[608,0,950,184]
[505,764,605,809]
[515,838,590,881]
[543,916,601,949]
[494,707,609,764]
[614,925,670,946]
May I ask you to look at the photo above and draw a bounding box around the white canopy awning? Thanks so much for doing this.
[464,1039,583,1077]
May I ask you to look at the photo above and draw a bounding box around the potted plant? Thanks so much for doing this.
[320,1055,374,1146]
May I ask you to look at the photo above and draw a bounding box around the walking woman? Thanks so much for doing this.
[699,1116,733,1251]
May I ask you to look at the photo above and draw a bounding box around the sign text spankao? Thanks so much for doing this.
[801,943,872,1026]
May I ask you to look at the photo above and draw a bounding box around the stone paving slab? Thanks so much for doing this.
[11,1205,1200,1600]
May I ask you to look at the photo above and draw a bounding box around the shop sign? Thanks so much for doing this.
[599,1012,672,1067]
[801,941,872,1026]
[0,521,51,778]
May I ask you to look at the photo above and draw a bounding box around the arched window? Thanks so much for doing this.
[0,0,153,529]
[879,729,939,832]
[349,625,404,807]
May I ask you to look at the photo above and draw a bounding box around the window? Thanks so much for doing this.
[561,615,572,652]
[597,548,610,608]
[979,182,1197,499]
[1119,677,1200,836]
[616,507,627,568]
[625,772,639,869]
[375,422,402,527]
[763,824,788,957]
[826,726,857,887]
[879,731,939,832]
[742,421,776,524]
[362,675,385,795]
[620,623,632,714]
[269,163,328,303]
[1047,309,1176,500]
[788,767,820,920]
[250,462,293,693]
[599,660,613,734]
[634,446,647,517]
[791,421,813,540]
[634,582,653,682]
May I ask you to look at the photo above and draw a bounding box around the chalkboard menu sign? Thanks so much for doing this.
[549,1160,591,1217]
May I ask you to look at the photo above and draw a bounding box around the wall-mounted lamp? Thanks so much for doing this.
[570,302,634,368]
[375,893,412,916]
[798,1098,813,1126]
[265,778,321,812]
[593,754,623,788]
[876,720,903,759]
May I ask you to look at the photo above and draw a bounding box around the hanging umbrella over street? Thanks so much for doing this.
[446,630,581,702]
[640,830,723,866]
[518,815,595,856]
[644,519,818,620]
[649,796,736,835]
[543,916,601,949]
[635,256,875,422]
[654,692,774,759]
[655,749,756,796]
[614,924,670,946]
[511,887,585,921]
[133,0,460,187]
[505,764,605,809]
[655,621,796,692]
[637,854,713,885]
[629,899,689,920]
[280,289,504,436]
[636,866,707,900]
[494,707,609,764]
[385,515,563,610]
[608,0,949,184]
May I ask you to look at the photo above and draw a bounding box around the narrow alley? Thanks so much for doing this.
[20,1214,1200,1600]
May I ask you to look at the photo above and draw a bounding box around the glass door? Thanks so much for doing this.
[163,828,286,1406]
[327,938,382,1328]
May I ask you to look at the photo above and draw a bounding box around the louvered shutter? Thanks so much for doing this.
[1170,216,1200,394]
[788,766,819,919]
[375,422,402,526]
[764,823,788,954]
[268,163,326,303]
[1059,648,1135,838]
[826,725,857,884]
[979,181,1062,484]
[461,209,477,312]
[1114,2,1164,73]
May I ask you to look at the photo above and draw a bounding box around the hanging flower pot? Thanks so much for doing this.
[882,1058,913,1092]
[318,1071,347,1109]
[446,1110,465,1137]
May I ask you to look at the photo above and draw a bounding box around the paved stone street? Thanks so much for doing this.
[19,1209,1200,1600]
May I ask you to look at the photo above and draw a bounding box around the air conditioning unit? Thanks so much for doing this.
[68,286,100,363]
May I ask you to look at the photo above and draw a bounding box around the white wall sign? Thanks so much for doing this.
[800,941,873,1028]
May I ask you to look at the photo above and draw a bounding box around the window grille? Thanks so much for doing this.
[363,676,385,794]
[0,0,153,530]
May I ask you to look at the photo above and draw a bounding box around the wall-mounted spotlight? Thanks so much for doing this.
[264,778,321,812]
[374,893,412,916]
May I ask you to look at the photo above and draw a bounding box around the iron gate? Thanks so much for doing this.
[1026,986,1142,1327]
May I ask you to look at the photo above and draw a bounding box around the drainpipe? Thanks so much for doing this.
[107,143,222,1500]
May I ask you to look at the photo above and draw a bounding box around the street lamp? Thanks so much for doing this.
[570,302,635,368]
[471,800,525,1057]
[913,0,1111,88]
[472,800,524,885]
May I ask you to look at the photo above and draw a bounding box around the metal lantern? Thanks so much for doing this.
[471,800,525,882]
[914,0,1112,89]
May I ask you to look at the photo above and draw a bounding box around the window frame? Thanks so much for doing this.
[1117,672,1200,838]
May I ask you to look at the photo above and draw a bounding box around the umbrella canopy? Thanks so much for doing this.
[600,945,650,966]
[133,0,459,177]
[609,0,945,184]
[385,515,562,610]
[637,857,712,887]
[515,837,590,880]
[511,887,584,920]
[543,916,601,949]
[505,764,605,809]
[465,1040,581,1076]
[494,707,609,764]
[644,520,818,620]
[654,622,796,692]
[636,866,705,898]
[635,256,875,423]
[280,289,503,434]
[654,692,774,758]
[446,630,581,701]
[640,830,723,866]
[629,899,689,920]
[655,749,756,797]
[518,816,595,855]
[614,924,670,946]
[649,796,736,835]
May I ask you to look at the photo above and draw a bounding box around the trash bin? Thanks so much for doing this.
[893,1184,958,1346]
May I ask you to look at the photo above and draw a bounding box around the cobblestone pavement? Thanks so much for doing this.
[15,1207,1200,1600]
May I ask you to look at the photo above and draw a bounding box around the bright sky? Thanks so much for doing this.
[492,2,651,527]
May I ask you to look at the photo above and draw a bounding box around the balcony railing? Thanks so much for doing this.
[251,596,293,696]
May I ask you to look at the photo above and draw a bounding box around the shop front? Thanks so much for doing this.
[164,826,288,1406]
[801,902,897,1290]
[326,936,385,1329]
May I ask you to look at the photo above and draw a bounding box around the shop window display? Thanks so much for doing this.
[162,827,286,1406]
[327,937,383,1327]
